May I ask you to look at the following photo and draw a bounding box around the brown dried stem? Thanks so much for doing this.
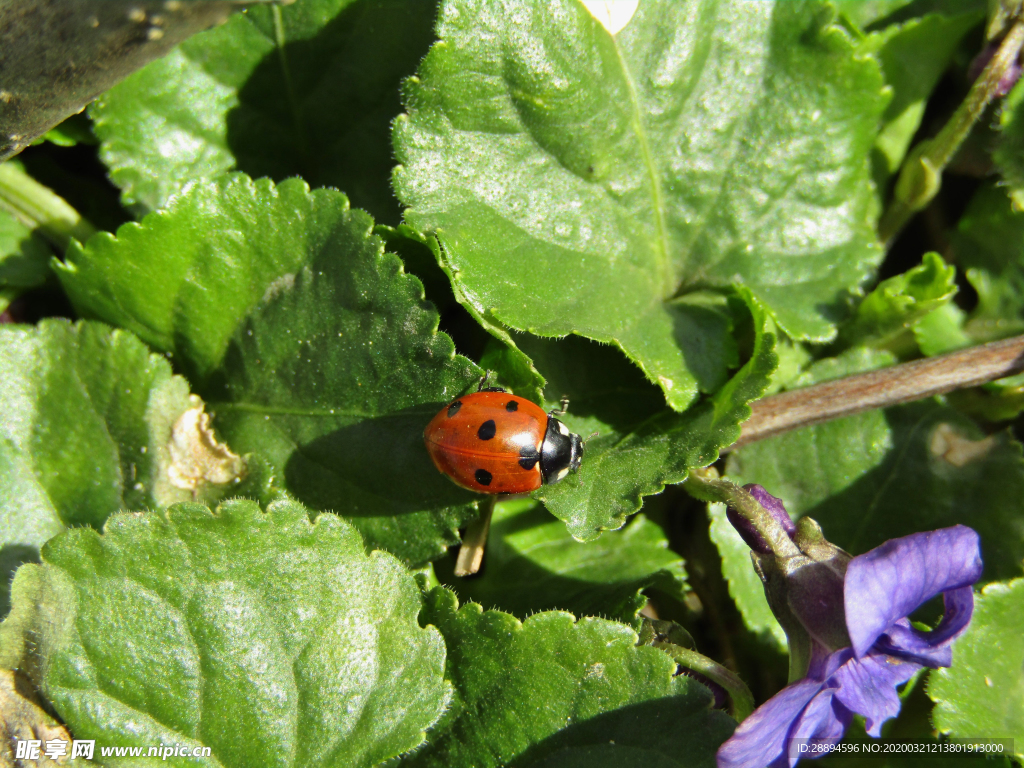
[732,335,1024,450]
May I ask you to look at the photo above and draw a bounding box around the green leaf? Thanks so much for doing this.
[725,353,1024,582]
[834,0,915,28]
[436,498,686,623]
[89,0,438,222]
[864,12,982,178]
[395,0,885,410]
[0,319,237,615]
[32,114,97,148]
[59,175,485,565]
[839,252,957,347]
[0,204,52,312]
[928,578,1024,762]
[0,499,450,767]
[996,75,1024,211]
[403,227,547,402]
[763,318,814,395]
[950,183,1024,342]
[913,302,972,356]
[404,587,734,768]
[913,186,1024,417]
[58,175,346,384]
[533,289,776,540]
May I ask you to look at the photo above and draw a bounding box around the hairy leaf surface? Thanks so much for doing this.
[0,500,450,767]
[0,320,215,615]
[62,175,483,563]
[404,588,733,768]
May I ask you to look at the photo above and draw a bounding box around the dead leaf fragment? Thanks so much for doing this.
[0,669,72,765]
[929,422,997,468]
[167,396,244,493]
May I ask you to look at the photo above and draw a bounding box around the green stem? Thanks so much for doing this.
[685,468,800,558]
[0,162,96,252]
[656,642,755,722]
[878,19,1024,245]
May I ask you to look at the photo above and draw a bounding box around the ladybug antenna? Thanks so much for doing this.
[584,431,599,445]
[476,370,506,393]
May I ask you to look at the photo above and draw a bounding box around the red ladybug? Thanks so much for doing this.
[424,383,584,494]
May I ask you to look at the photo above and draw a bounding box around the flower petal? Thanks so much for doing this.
[717,678,823,768]
[844,526,982,657]
[786,687,850,766]
[831,651,921,737]
[875,586,974,667]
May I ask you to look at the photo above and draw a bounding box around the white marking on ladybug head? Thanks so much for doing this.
[556,467,569,481]
[557,421,569,436]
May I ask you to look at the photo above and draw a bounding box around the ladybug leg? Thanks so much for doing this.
[549,396,570,417]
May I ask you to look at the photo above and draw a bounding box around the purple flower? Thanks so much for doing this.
[717,511,982,768]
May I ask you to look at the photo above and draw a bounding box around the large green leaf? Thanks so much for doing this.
[58,175,351,385]
[0,499,450,767]
[59,175,483,564]
[436,498,686,623]
[725,354,1024,581]
[0,319,234,615]
[395,0,884,411]
[89,0,438,222]
[404,587,734,768]
[531,290,776,540]
[928,578,1024,762]
[387,225,547,402]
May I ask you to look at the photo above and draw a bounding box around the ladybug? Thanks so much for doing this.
[424,380,584,494]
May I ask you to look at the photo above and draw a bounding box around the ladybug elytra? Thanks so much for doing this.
[424,382,584,494]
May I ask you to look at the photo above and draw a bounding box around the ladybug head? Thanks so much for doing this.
[540,416,584,485]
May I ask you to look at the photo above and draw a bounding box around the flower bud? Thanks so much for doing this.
[726,484,795,554]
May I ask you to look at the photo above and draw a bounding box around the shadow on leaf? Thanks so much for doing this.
[506,690,733,768]
[225,0,440,225]
[284,402,479,518]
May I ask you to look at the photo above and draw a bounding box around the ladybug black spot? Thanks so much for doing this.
[477,419,497,440]
[447,400,462,418]
[518,445,540,470]
[505,400,518,412]
[475,469,493,486]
